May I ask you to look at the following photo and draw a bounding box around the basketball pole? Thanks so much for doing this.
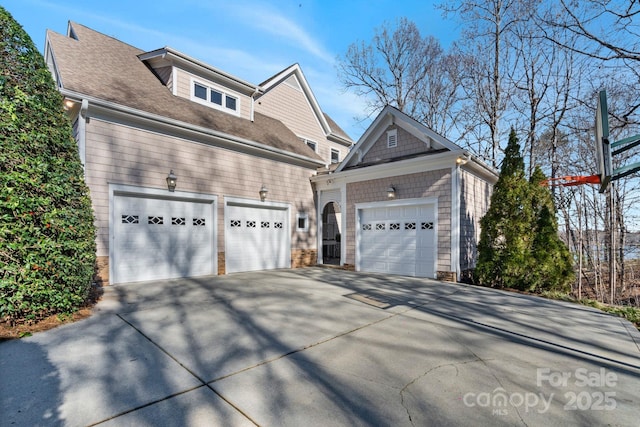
[579,185,583,300]
[609,183,616,304]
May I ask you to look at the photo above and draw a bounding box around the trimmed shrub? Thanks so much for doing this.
[1,7,96,324]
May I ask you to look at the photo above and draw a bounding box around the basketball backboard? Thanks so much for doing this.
[595,90,612,193]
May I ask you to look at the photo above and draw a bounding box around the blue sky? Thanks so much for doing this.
[3,0,459,140]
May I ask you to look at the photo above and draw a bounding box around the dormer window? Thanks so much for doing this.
[301,138,317,152]
[191,79,239,115]
[387,129,398,148]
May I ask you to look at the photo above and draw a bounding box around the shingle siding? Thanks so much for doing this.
[459,169,493,273]
[362,126,431,164]
[84,118,317,260]
[256,80,344,164]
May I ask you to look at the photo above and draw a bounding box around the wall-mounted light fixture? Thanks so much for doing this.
[259,185,268,201]
[387,186,396,199]
[63,98,76,111]
[456,155,470,165]
[166,170,177,192]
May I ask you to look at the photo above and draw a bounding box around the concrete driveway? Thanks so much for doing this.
[1,268,639,426]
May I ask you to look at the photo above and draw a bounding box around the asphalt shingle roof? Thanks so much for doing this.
[47,22,326,162]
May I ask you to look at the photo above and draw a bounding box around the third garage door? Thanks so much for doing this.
[225,201,290,273]
[357,202,436,278]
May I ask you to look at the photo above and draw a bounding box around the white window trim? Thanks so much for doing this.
[190,77,241,117]
[330,148,340,164]
[301,138,317,152]
[297,212,309,232]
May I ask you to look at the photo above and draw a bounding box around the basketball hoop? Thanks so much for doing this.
[595,90,612,193]
[541,174,601,187]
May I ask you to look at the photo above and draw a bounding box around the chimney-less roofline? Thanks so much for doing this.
[138,47,263,96]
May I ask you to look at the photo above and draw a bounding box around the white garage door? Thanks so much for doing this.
[225,202,290,273]
[358,203,436,278]
[113,195,215,284]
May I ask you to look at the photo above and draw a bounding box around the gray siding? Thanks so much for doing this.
[84,118,317,258]
[361,126,431,165]
[459,169,493,272]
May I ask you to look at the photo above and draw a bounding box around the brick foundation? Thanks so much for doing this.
[437,271,457,282]
[291,249,317,268]
[97,249,318,283]
[218,252,226,275]
[94,256,109,285]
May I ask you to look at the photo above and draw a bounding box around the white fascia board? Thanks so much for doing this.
[394,113,460,151]
[337,106,463,173]
[327,132,354,147]
[60,89,324,169]
[465,160,499,184]
[311,149,466,185]
[337,109,393,172]
[139,48,260,96]
[44,33,63,89]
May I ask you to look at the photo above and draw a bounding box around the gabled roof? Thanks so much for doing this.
[138,47,260,96]
[45,22,323,164]
[259,64,352,145]
[336,105,463,172]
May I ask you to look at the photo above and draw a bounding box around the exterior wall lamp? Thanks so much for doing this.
[387,186,396,199]
[166,170,177,192]
[259,185,268,201]
[456,155,470,165]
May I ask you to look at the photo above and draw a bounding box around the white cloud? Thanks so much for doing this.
[214,2,335,64]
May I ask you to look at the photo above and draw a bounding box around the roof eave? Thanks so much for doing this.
[60,89,324,168]
[138,47,262,96]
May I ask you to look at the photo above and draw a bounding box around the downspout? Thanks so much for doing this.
[250,88,261,122]
[79,99,89,176]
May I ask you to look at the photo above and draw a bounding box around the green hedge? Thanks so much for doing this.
[1,7,97,323]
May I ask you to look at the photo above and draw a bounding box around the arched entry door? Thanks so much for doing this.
[322,202,341,265]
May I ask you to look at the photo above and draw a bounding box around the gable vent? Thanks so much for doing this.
[387,129,398,148]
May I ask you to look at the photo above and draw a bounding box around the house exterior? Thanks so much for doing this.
[46,22,496,285]
[45,22,352,284]
[311,106,497,282]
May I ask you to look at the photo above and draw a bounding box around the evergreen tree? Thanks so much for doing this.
[0,7,96,323]
[528,166,574,292]
[476,129,575,292]
[476,128,534,289]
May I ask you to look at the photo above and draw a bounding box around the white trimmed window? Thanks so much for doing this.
[301,138,317,152]
[387,129,398,148]
[330,148,340,164]
[297,213,309,231]
[191,79,240,115]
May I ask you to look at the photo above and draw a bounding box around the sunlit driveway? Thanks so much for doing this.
[1,268,639,426]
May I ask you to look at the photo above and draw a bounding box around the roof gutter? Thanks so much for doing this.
[60,89,324,168]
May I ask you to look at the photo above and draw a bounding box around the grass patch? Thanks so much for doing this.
[538,290,640,329]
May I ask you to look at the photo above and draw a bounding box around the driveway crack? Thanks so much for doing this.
[399,359,483,426]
